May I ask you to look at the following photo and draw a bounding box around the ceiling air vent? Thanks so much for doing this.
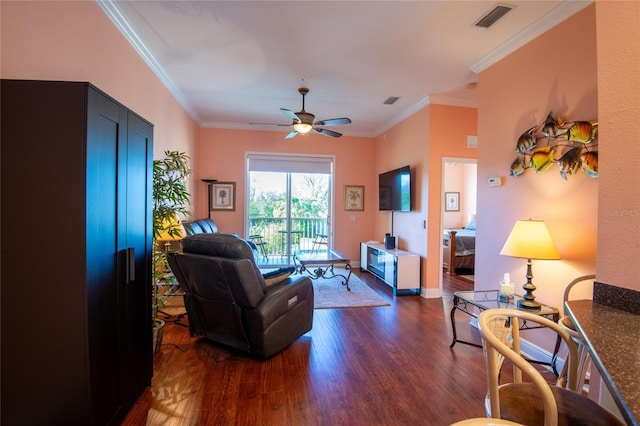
[475,4,513,28]
[383,96,400,105]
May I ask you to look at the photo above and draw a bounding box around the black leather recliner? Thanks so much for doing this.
[183,218,219,235]
[167,233,314,358]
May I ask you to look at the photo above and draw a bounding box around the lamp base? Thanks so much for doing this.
[517,298,541,310]
[518,260,542,310]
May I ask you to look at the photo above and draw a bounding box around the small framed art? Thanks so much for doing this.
[445,192,460,212]
[345,185,364,211]
[210,182,236,211]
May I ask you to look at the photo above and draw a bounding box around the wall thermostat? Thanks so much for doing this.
[488,176,504,187]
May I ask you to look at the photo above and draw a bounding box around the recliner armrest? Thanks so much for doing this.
[249,275,313,330]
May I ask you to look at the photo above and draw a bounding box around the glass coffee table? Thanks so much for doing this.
[450,289,561,375]
[293,249,352,291]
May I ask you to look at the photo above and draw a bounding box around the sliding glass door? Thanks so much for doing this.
[246,154,333,266]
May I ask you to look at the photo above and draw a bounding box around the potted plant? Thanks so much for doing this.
[152,150,191,352]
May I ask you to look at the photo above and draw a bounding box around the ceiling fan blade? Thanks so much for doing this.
[314,117,351,126]
[314,128,342,138]
[285,130,299,139]
[281,108,301,123]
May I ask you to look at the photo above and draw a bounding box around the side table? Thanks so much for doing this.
[450,290,561,375]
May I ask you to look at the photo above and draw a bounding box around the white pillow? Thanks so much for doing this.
[466,219,477,230]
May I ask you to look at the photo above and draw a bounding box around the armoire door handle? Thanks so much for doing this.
[124,247,135,284]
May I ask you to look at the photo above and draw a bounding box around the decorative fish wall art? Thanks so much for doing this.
[510,111,598,179]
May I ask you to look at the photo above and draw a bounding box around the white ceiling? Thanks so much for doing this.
[98,1,591,138]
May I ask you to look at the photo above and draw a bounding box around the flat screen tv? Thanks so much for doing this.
[378,165,411,211]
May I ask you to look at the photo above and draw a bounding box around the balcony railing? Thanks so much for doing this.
[248,217,327,263]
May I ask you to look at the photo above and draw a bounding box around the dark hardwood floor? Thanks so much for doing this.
[123,272,489,425]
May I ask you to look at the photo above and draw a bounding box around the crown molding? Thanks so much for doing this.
[374,96,432,137]
[427,94,478,109]
[471,1,593,73]
[373,93,478,137]
[96,0,201,122]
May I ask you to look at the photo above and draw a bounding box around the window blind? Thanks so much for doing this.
[247,153,333,174]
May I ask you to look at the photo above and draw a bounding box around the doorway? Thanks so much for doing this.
[440,157,477,288]
[245,153,334,267]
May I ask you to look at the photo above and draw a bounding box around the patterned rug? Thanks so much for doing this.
[162,272,389,311]
[311,272,390,309]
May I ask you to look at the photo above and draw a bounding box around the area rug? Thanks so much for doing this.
[311,273,390,309]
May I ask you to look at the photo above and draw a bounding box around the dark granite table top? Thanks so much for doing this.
[565,300,640,426]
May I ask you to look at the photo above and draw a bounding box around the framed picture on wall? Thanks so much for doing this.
[210,182,236,211]
[345,185,364,211]
[445,192,460,212]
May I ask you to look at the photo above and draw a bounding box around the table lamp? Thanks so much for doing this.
[158,214,186,251]
[500,219,561,309]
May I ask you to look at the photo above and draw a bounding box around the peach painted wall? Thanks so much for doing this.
[591,0,640,406]
[374,109,428,247]
[426,105,478,296]
[196,128,376,261]
[375,104,477,296]
[462,163,477,224]
[595,1,640,291]
[374,108,429,290]
[0,1,199,198]
[443,165,466,229]
[443,162,477,229]
[476,5,598,313]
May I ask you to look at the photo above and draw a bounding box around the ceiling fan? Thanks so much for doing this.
[254,87,352,139]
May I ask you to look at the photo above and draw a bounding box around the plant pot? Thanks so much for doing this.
[153,319,165,353]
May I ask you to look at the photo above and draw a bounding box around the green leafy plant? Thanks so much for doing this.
[152,150,192,320]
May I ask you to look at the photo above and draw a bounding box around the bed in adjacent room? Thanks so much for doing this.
[442,218,476,275]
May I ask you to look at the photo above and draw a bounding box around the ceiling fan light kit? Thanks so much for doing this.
[293,122,313,134]
[256,86,352,139]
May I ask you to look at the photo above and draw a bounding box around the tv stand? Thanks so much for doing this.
[360,242,420,295]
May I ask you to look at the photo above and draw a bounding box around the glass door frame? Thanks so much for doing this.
[244,152,335,268]
[281,173,297,263]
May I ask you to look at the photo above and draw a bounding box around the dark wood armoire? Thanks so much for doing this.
[1,80,153,425]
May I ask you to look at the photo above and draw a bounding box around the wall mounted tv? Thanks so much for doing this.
[378,165,412,211]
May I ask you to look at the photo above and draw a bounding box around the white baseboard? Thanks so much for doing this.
[520,339,559,374]
[465,320,564,375]
[421,287,441,298]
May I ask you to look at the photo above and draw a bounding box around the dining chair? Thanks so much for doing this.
[248,234,268,260]
[477,308,624,426]
[556,274,595,392]
[312,234,328,250]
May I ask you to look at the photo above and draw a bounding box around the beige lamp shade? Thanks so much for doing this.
[158,214,186,241]
[500,219,561,260]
